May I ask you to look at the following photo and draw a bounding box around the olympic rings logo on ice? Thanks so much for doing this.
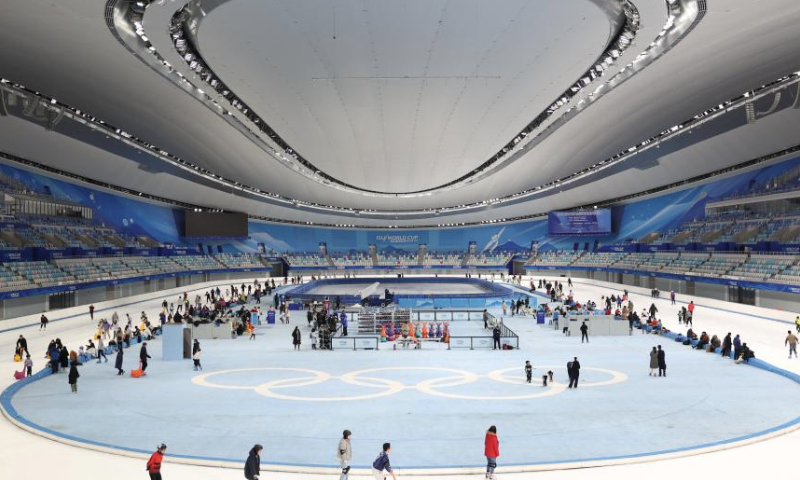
[191,366,628,402]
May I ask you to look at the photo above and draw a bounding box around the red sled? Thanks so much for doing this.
[131,362,145,378]
[13,370,25,380]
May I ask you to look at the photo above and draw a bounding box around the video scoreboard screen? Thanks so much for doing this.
[548,209,611,236]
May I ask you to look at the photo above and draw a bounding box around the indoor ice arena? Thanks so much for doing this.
[2,1,800,480]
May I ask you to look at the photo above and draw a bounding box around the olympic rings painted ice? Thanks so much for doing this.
[191,365,627,402]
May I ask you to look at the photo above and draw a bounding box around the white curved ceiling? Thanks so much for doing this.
[196,0,614,193]
[0,0,799,227]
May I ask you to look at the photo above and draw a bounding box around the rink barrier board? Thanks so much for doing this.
[525,264,800,295]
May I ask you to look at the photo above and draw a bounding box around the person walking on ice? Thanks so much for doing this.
[337,430,352,480]
[372,442,397,480]
[524,361,532,383]
[786,330,799,359]
[484,425,500,480]
[580,322,589,343]
[568,357,581,388]
[68,352,81,393]
[649,347,658,376]
[292,326,302,351]
[657,345,667,377]
[140,342,151,373]
[193,347,202,371]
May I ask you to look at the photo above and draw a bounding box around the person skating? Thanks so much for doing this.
[115,347,125,375]
[492,325,501,350]
[337,430,352,480]
[39,314,48,330]
[96,335,108,363]
[146,444,167,480]
[484,426,500,480]
[89,304,95,320]
[483,309,489,329]
[796,316,800,333]
[140,342,151,373]
[568,357,580,388]
[580,322,589,343]
[649,347,658,376]
[244,444,262,480]
[68,355,81,393]
[24,354,33,377]
[657,345,666,377]
[372,442,397,480]
[733,334,742,360]
[786,331,799,359]
[292,326,302,351]
[524,361,532,384]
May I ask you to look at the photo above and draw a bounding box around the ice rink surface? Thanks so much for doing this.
[2,275,800,479]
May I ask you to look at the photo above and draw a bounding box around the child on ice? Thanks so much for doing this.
[525,361,532,383]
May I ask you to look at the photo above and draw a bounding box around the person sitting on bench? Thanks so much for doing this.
[695,332,709,350]
[736,343,755,363]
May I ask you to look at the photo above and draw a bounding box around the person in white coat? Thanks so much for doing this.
[336,429,352,480]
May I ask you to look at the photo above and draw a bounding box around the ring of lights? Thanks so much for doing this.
[190,365,627,401]
[102,0,707,212]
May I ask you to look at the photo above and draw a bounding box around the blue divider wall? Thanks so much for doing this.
[284,277,530,309]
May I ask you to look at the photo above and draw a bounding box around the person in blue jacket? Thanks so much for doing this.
[244,444,262,480]
[372,443,397,480]
[49,344,60,374]
[341,312,349,337]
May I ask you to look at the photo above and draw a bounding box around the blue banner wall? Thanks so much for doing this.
[4,152,800,255]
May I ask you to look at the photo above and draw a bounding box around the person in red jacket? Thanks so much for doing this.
[146,444,167,480]
[484,425,499,480]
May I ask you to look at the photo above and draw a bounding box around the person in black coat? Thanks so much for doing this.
[59,346,69,371]
[292,327,302,351]
[115,348,125,375]
[16,335,28,356]
[492,326,501,350]
[568,357,581,388]
[245,444,262,480]
[68,358,82,393]
[657,345,667,377]
[140,343,151,372]
[721,333,732,358]
[580,322,589,343]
